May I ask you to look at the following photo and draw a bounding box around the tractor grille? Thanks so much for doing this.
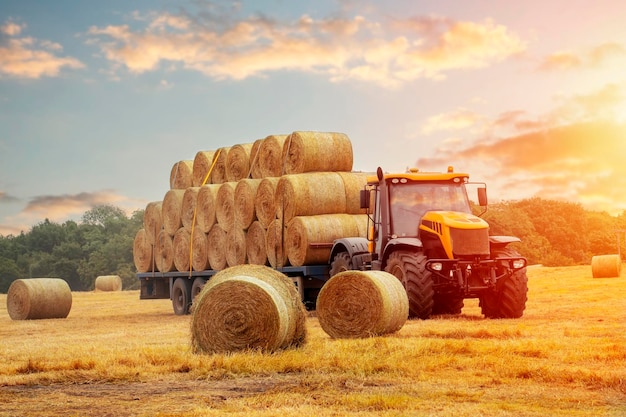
[450,227,490,256]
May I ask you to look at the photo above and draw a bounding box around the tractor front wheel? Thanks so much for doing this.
[385,251,434,319]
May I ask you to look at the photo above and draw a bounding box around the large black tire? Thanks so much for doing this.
[329,251,351,277]
[172,278,192,316]
[480,247,528,319]
[191,277,206,303]
[385,251,434,319]
[432,293,464,315]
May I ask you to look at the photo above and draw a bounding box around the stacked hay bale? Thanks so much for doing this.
[133,131,370,273]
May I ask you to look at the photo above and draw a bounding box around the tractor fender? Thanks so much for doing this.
[382,237,423,269]
[330,237,370,263]
[489,235,521,250]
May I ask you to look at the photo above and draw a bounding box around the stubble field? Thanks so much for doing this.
[0,265,624,416]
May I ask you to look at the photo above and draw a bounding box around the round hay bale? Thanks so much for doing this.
[181,187,200,230]
[7,278,73,320]
[275,173,347,223]
[133,228,155,273]
[216,182,237,231]
[246,221,268,265]
[591,254,622,278]
[235,178,262,229]
[316,270,409,339]
[192,227,210,271]
[190,265,307,354]
[266,219,289,268]
[196,184,220,233]
[226,227,247,267]
[258,134,288,178]
[286,214,368,266]
[143,201,163,244]
[226,143,254,182]
[207,223,227,270]
[210,147,231,184]
[162,189,186,236]
[95,275,122,292]
[282,131,353,174]
[249,138,264,179]
[170,160,194,189]
[173,227,192,272]
[254,177,280,228]
[337,171,370,214]
[155,230,176,272]
[192,150,216,187]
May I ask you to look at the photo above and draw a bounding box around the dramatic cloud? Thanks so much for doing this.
[0,19,84,79]
[538,42,626,71]
[86,11,526,87]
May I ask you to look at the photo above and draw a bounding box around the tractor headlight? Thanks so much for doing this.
[430,262,443,271]
[512,259,526,269]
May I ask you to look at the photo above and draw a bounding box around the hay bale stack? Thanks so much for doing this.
[207,223,227,270]
[192,150,216,187]
[248,138,264,179]
[226,228,247,267]
[235,178,262,229]
[255,177,280,228]
[190,265,307,354]
[226,143,254,182]
[133,228,155,273]
[210,147,230,184]
[258,134,288,178]
[246,221,268,265]
[282,131,353,174]
[192,228,210,271]
[266,219,288,268]
[196,184,220,233]
[337,171,370,214]
[316,270,408,338]
[143,201,163,244]
[7,278,73,320]
[155,230,176,272]
[173,227,192,272]
[286,214,368,266]
[170,160,194,189]
[181,187,200,230]
[216,182,237,231]
[162,189,186,236]
[591,254,622,278]
[95,275,122,292]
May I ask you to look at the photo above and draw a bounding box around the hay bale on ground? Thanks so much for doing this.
[173,227,192,272]
[254,177,280,228]
[155,230,175,272]
[170,160,194,190]
[591,254,622,278]
[162,189,186,236]
[192,150,216,187]
[181,187,200,230]
[316,270,408,338]
[143,201,163,244]
[7,278,72,320]
[133,228,155,273]
[196,184,220,233]
[282,131,353,174]
[246,221,268,265]
[226,143,254,182]
[216,182,237,231]
[210,147,230,184]
[190,265,307,354]
[235,178,262,229]
[207,223,227,270]
[192,227,210,271]
[95,275,122,292]
[266,219,289,268]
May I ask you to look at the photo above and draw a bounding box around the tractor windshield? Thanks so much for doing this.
[388,181,471,237]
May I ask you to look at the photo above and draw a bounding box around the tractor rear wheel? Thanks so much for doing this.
[385,251,434,319]
[480,248,528,318]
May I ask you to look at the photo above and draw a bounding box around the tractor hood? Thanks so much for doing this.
[419,211,490,258]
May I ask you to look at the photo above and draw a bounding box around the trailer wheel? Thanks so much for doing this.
[480,248,528,319]
[191,277,206,303]
[385,251,434,319]
[172,278,192,316]
[329,251,351,277]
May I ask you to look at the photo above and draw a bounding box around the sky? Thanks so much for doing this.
[1,0,626,236]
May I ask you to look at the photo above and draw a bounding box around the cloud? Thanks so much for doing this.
[421,108,484,134]
[0,191,19,203]
[0,19,84,79]
[538,42,626,72]
[85,11,526,87]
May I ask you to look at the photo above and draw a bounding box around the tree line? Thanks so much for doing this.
[0,199,624,293]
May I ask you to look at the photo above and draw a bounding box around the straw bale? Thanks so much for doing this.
[246,221,268,265]
[226,227,247,267]
[210,147,231,184]
[282,131,353,174]
[173,227,191,272]
[591,254,622,278]
[316,270,409,338]
[226,143,254,182]
[286,214,368,266]
[275,172,347,223]
[7,278,72,320]
[249,138,264,179]
[258,134,288,178]
[196,184,220,233]
[95,275,122,292]
[170,160,194,189]
[133,228,155,273]
[337,171,370,214]
[143,201,163,244]
[235,178,262,229]
[192,227,210,271]
[207,223,227,270]
[216,182,237,231]
[162,189,186,236]
[254,177,280,228]
[266,219,289,268]
[192,150,216,187]
[190,265,307,354]
[181,187,200,230]
[155,230,176,272]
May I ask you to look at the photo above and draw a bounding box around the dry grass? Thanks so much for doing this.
[0,265,625,416]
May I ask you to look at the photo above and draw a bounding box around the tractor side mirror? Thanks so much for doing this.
[477,187,488,206]
[360,189,370,209]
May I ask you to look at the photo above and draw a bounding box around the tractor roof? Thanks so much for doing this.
[367,167,469,185]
